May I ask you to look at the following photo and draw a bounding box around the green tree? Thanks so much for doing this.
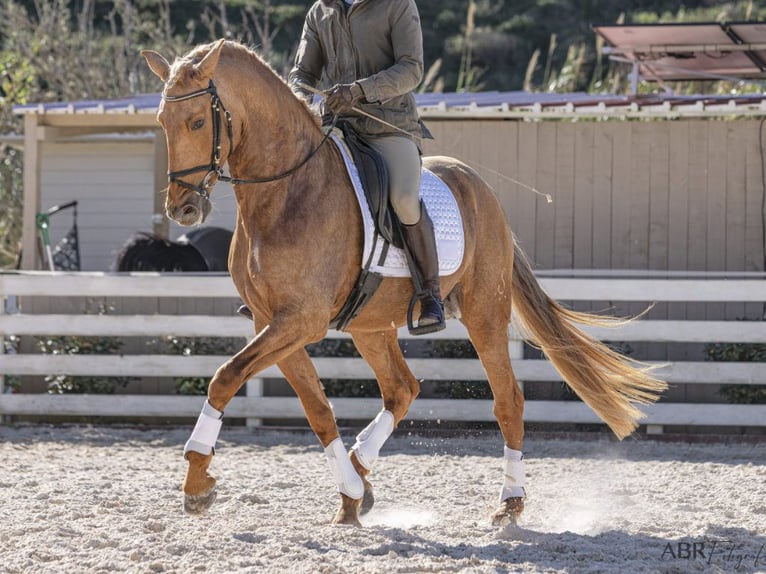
[0,52,33,268]
[2,0,765,269]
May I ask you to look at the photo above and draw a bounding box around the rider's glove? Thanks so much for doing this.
[325,82,364,115]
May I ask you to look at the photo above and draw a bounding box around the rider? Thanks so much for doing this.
[288,0,445,334]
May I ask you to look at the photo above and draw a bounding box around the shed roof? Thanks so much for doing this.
[594,21,766,82]
[13,90,766,120]
[14,93,162,115]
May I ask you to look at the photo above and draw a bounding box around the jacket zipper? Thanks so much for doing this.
[342,2,359,80]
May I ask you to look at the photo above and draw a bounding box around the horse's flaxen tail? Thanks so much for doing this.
[510,237,667,440]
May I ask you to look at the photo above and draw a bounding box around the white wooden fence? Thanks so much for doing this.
[1,271,765,431]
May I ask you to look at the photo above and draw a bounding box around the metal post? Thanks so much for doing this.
[35,213,55,270]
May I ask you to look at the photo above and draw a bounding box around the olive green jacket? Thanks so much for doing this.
[288,0,426,140]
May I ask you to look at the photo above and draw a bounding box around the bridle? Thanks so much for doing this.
[161,79,334,199]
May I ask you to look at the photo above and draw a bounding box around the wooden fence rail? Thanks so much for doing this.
[1,271,765,430]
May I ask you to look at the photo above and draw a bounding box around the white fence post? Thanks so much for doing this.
[0,295,5,424]
[509,339,524,394]
[246,378,264,428]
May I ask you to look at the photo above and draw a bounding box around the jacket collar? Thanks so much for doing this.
[321,0,369,6]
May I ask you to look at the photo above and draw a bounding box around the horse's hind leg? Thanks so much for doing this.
[461,302,526,526]
[348,329,421,515]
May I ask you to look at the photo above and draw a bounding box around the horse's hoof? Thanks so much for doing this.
[183,487,217,515]
[359,484,375,515]
[491,496,525,527]
[331,508,362,527]
[332,493,362,526]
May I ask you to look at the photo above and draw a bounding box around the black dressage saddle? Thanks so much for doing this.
[337,120,403,249]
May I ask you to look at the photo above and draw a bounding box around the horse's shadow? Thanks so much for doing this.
[308,524,766,572]
[8,426,761,470]
[385,432,766,467]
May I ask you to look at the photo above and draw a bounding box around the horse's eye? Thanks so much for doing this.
[191,118,205,131]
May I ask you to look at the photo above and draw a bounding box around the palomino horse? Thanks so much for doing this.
[142,40,666,527]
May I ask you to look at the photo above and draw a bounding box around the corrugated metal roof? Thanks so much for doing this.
[12,90,766,119]
[13,93,162,115]
[594,22,766,81]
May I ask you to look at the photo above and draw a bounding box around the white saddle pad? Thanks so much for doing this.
[332,134,465,278]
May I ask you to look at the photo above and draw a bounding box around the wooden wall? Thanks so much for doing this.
[422,119,765,275]
[423,118,766,341]
[42,141,154,270]
[40,140,238,271]
[38,119,764,279]
[35,117,764,327]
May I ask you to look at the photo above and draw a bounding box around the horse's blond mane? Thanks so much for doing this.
[167,40,318,122]
[168,40,285,93]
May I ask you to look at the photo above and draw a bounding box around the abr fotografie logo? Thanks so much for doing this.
[661,539,765,570]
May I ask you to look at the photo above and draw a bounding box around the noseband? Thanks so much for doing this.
[161,79,334,199]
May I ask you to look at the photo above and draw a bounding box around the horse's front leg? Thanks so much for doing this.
[276,351,366,526]
[348,330,421,516]
[182,323,306,514]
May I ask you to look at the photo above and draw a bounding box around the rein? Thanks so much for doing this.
[162,79,334,198]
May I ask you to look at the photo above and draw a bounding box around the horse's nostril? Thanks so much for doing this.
[182,205,197,216]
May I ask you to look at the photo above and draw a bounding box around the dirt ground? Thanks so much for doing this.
[1,424,764,573]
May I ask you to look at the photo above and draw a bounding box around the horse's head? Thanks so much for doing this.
[142,40,229,226]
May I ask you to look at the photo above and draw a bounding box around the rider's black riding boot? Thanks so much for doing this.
[401,202,446,335]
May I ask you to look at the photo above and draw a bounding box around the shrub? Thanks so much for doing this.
[305,338,379,397]
[37,334,133,394]
[162,336,242,395]
[35,301,135,394]
[707,339,766,405]
[2,335,21,392]
[424,339,493,400]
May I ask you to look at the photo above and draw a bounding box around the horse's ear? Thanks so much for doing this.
[141,50,171,83]
[195,39,226,80]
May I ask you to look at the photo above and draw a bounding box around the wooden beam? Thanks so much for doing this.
[540,277,766,302]
[1,394,764,427]
[20,114,41,270]
[0,313,255,338]
[33,113,159,129]
[0,272,239,297]
[1,353,764,385]
[3,272,766,301]
[3,314,766,343]
[152,131,169,238]
[34,126,148,140]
